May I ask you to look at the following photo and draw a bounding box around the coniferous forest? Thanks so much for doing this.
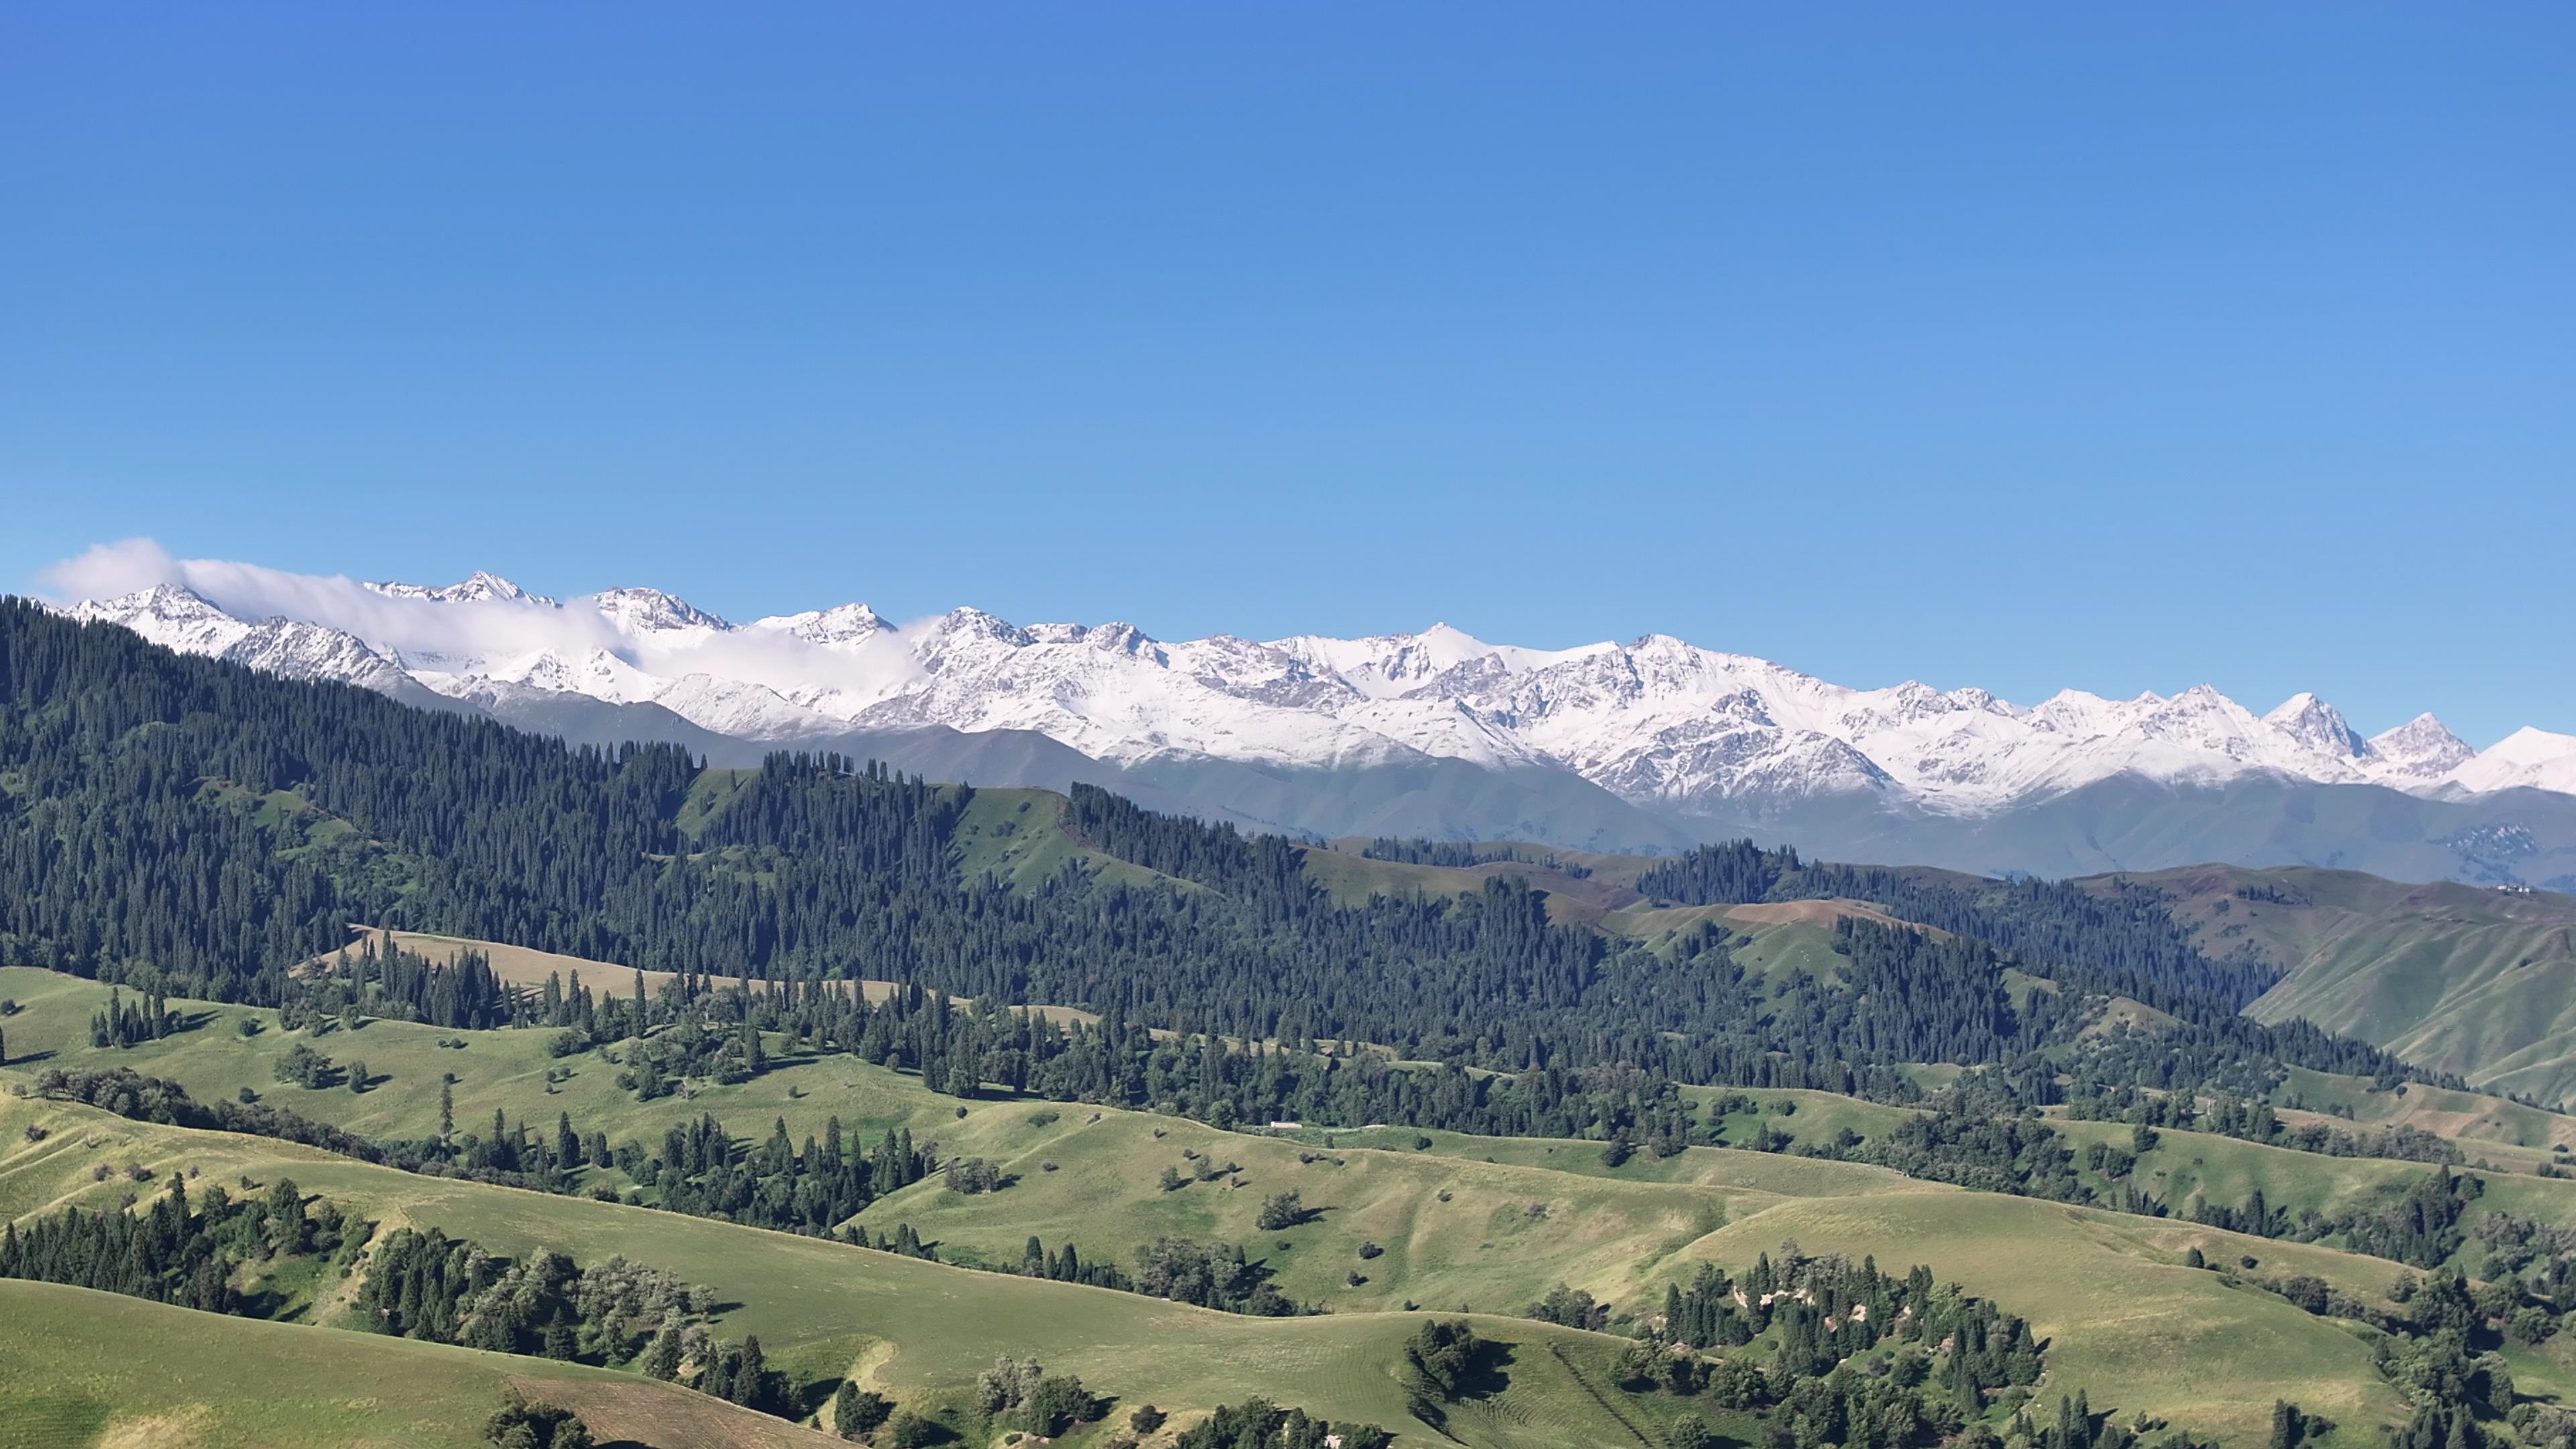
[5,598,2569,1448]
[0,600,2434,1109]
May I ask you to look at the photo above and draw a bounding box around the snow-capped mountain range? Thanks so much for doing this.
[58,573,2576,827]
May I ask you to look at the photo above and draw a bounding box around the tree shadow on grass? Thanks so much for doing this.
[786,1375,840,1421]
[1456,1340,1516,1402]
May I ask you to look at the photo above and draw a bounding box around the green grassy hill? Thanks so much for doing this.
[953,786,1200,894]
[5,966,2537,1444]
[0,1086,1681,1449]
[482,771,2576,1116]
[2275,1065,2576,1155]
[2109,865,2576,1104]
[0,1279,843,1449]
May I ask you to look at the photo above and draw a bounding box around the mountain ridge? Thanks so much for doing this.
[52,572,2576,882]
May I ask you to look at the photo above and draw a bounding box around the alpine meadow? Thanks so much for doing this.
[9,7,2573,1448]
[9,590,2576,1449]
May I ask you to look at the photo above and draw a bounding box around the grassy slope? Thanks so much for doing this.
[1663,1190,2409,1440]
[0,969,2491,1444]
[952,786,1189,894]
[1299,841,1649,926]
[2277,1065,2576,1155]
[2047,1114,2576,1238]
[888,798,2576,1121]
[0,1089,1662,1449]
[0,967,1003,1161]
[0,1280,843,1449]
[2110,864,2576,1104]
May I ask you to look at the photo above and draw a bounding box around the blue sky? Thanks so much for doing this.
[3,5,2567,743]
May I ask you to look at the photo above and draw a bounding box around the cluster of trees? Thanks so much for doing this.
[1647,1250,2041,1407]
[359,1226,694,1361]
[602,965,1843,1146]
[1992,1390,2224,1449]
[2068,1064,2462,1166]
[2187,1167,2485,1270]
[625,1113,930,1236]
[1173,1398,1393,1449]
[294,933,524,1031]
[2470,1210,2576,1317]
[1807,1075,2516,1271]
[874,1225,1313,1319]
[0,1175,358,1313]
[27,1065,383,1161]
[2324,1271,2526,1446]
[1011,1234,1132,1291]
[1619,1279,2216,1449]
[1129,1234,1307,1315]
[355,1224,788,1416]
[1399,1318,1494,1428]
[386,1093,931,1238]
[272,1040,341,1089]
[88,983,183,1048]
[973,1355,1101,1438]
[1358,837,1588,875]
[828,1381,894,1441]
[1845,1087,2098,1204]
[484,1392,594,1449]
[1637,839,1805,905]
[1537,1266,2183,1449]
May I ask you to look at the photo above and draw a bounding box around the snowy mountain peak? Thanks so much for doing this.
[77,582,225,623]
[751,602,890,649]
[65,584,411,694]
[2264,692,2368,761]
[367,571,553,606]
[65,584,255,657]
[2444,727,2576,798]
[2368,713,2476,780]
[589,587,729,634]
[51,572,2572,818]
[1413,622,1497,660]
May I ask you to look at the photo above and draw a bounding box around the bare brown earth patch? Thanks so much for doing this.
[95,1407,215,1449]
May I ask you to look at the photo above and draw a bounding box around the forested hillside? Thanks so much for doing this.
[0,600,2454,1109]
[2090,865,2576,1107]
[17,604,2576,1447]
[0,598,2452,1119]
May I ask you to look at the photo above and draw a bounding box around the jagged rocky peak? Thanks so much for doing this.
[366,570,555,606]
[753,602,890,647]
[588,586,729,634]
[48,567,2574,816]
[2264,692,2369,760]
[2368,712,2475,777]
[78,582,227,620]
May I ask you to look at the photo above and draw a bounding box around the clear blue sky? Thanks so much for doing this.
[3,5,2567,743]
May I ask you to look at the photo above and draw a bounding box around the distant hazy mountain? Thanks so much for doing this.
[53,573,2576,883]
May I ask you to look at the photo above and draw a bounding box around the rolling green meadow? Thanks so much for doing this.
[10,959,2568,1446]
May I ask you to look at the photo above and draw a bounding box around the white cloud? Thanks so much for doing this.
[37,539,924,718]
[39,537,185,598]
